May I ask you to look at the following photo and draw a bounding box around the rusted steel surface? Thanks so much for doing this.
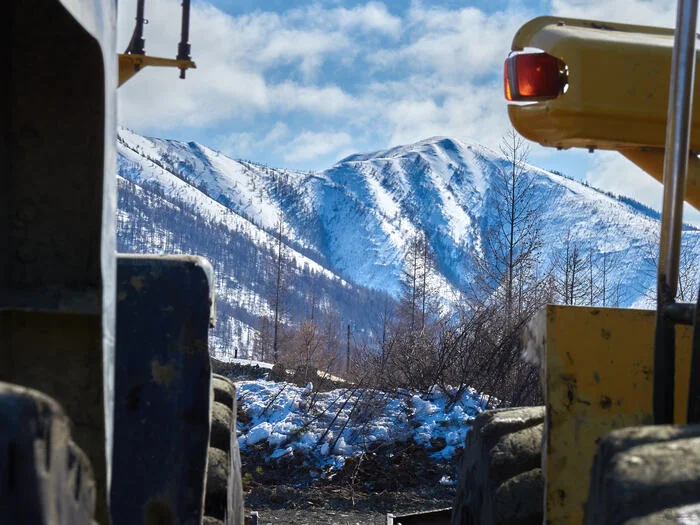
[111,255,214,525]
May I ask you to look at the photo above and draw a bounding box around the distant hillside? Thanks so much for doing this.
[116,128,700,359]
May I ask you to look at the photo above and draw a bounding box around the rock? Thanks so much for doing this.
[292,365,317,387]
[268,363,287,382]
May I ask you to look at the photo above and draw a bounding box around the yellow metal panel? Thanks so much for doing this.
[525,305,693,524]
[118,54,196,86]
[507,17,700,151]
[618,148,700,210]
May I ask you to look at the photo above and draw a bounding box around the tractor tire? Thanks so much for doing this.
[211,401,233,452]
[451,406,545,525]
[584,424,700,525]
[0,382,96,525]
[205,447,230,520]
[203,375,245,525]
[213,374,235,411]
[623,503,700,524]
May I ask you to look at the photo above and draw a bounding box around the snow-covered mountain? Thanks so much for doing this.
[116,128,700,358]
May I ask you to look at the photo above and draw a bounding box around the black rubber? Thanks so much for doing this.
[624,502,700,524]
[451,406,545,525]
[584,424,700,525]
[204,374,245,525]
[0,382,96,524]
[205,447,230,520]
[212,374,235,410]
[211,401,233,453]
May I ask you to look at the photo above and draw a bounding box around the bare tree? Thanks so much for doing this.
[472,128,545,329]
[551,230,589,305]
[640,232,700,303]
[399,232,437,332]
[272,218,287,362]
[453,129,549,405]
[253,316,273,361]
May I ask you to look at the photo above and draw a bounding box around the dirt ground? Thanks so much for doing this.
[249,484,454,524]
[230,365,461,524]
[243,445,457,524]
[254,508,385,525]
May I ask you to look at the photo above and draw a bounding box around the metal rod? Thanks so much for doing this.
[654,0,699,425]
[126,0,147,55]
[665,301,696,326]
[177,0,192,78]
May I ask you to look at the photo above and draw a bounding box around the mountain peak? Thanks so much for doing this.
[336,136,483,166]
[117,127,695,332]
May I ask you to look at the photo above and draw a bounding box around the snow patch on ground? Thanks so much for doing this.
[236,380,488,476]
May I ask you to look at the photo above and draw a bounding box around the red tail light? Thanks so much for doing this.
[504,52,567,101]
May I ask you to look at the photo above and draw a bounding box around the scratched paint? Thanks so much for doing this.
[150,360,179,387]
[527,305,693,525]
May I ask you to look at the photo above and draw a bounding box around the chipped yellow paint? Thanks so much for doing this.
[507,16,700,209]
[151,360,179,387]
[527,305,693,524]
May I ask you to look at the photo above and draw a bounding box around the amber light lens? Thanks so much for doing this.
[504,52,565,101]
[503,61,513,101]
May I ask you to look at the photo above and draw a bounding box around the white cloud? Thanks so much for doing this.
[583,151,700,225]
[258,29,347,64]
[263,122,292,145]
[551,0,676,27]
[282,131,354,162]
[585,152,664,207]
[117,0,367,128]
[217,131,255,159]
[332,2,403,37]
[215,122,292,160]
[363,2,536,87]
[117,0,689,207]
[215,124,354,166]
[270,83,361,116]
[282,2,402,37]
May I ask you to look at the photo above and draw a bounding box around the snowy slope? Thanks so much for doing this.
[116,150,392,361]
[117,128,700,357]
[311,136,699,304]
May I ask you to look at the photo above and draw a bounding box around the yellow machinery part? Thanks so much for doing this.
[507,16,700,208]
[618,147,700,209]
[524,305,693,525]
[118,53,196,86]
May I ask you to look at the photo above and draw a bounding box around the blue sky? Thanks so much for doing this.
[118,0,698,220]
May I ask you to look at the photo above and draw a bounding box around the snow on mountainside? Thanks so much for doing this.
[116,128,700,358]
[117,130,392,360]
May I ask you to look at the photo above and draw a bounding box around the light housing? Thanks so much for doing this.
[504,52,567,101]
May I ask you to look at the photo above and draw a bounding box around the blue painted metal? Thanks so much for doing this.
[112,255,215,525]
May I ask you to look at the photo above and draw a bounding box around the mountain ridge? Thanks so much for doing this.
[116,127,700,358]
